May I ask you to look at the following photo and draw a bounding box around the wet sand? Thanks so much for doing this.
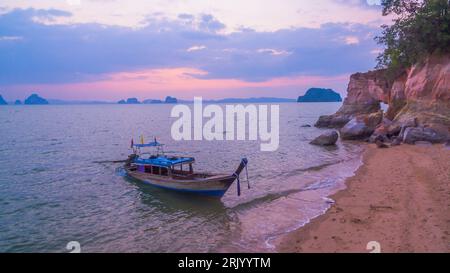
[277,144,450,253]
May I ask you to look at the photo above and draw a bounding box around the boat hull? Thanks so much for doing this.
[126,170,236,197]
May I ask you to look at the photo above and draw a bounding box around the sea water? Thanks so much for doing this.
[0,103,363,252]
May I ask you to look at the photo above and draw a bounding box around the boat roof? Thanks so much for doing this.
[134,155,194,167]
[133,141,164,148]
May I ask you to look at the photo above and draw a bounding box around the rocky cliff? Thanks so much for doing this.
[315,54,450,144]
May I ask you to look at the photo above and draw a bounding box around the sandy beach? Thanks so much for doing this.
[278,144,450,253]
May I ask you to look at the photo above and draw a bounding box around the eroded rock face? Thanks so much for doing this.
[394,54,450,128]
[315,53,450,144]
[315,70,390,128]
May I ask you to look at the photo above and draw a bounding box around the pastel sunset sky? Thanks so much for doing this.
[0,0,387,101]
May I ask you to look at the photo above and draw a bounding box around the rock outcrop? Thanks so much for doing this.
[0,95,7,105]
[315,70,390,128]
[403,127,448,144]
[340,111,383,140]
[297,88,342,102]
[310,130,339,146]
[24,94,49,105]
[315,53,450,144]
[14,100,22,105]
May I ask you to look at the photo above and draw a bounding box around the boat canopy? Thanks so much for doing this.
[134,155,194,168]
[133,141,164,148]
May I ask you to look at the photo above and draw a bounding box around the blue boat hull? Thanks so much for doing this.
[125,169,236,198]
[141,180,228,197]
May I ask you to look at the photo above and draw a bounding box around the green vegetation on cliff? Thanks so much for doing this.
[376,0,450,73]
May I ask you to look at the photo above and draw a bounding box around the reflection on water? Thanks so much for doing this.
[0,103,363,252]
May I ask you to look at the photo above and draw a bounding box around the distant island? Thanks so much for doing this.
[297,88,342,102]
[118,96,178,104]
[118,98,141,104]
[164,96,178,104]
[1,93,341,105]
[205,97,296,103]
[25,94,49,105]
[143,99,163,104]
[0,95,7,105]
[0,94,49,105]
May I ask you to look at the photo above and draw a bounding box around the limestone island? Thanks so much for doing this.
[0,95,8,105]
[24,94,49,105]
[297,88,342,102]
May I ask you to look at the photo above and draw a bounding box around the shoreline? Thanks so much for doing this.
[277,144,450,253]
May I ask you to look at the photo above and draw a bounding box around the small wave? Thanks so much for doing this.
[279,160,345,179]
[231,188,304,211]
[115,167,127,177]
[263,154,364,250]
[303,178,337,191]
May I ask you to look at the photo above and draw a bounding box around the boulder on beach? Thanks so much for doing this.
[403,127,448,144]
[315,115,351,128]
[310,130,339,146]
[297,88,342,102]
[375,140,389,148]
[0,95,7,105]
[391,136,402,146]
[340,111,382,140]
[24,94,49,105]
[340,117,374,140]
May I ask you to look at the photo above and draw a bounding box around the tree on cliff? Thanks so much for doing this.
[376,0,450,73]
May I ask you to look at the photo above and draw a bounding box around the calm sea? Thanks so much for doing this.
[0,103,363,252]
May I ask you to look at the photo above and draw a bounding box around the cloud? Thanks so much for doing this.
[0,8,380,86]
[186,45,207,52]
[198,14,225,32]
[4,67,350,100]
[0,35,23,41]
[257,48,291,56]
[0,0,386,31]
[344,36,360,45]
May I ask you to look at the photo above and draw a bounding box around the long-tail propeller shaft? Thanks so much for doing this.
[234,158,249,196]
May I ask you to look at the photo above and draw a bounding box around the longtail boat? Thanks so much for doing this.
[124,139,249,197]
